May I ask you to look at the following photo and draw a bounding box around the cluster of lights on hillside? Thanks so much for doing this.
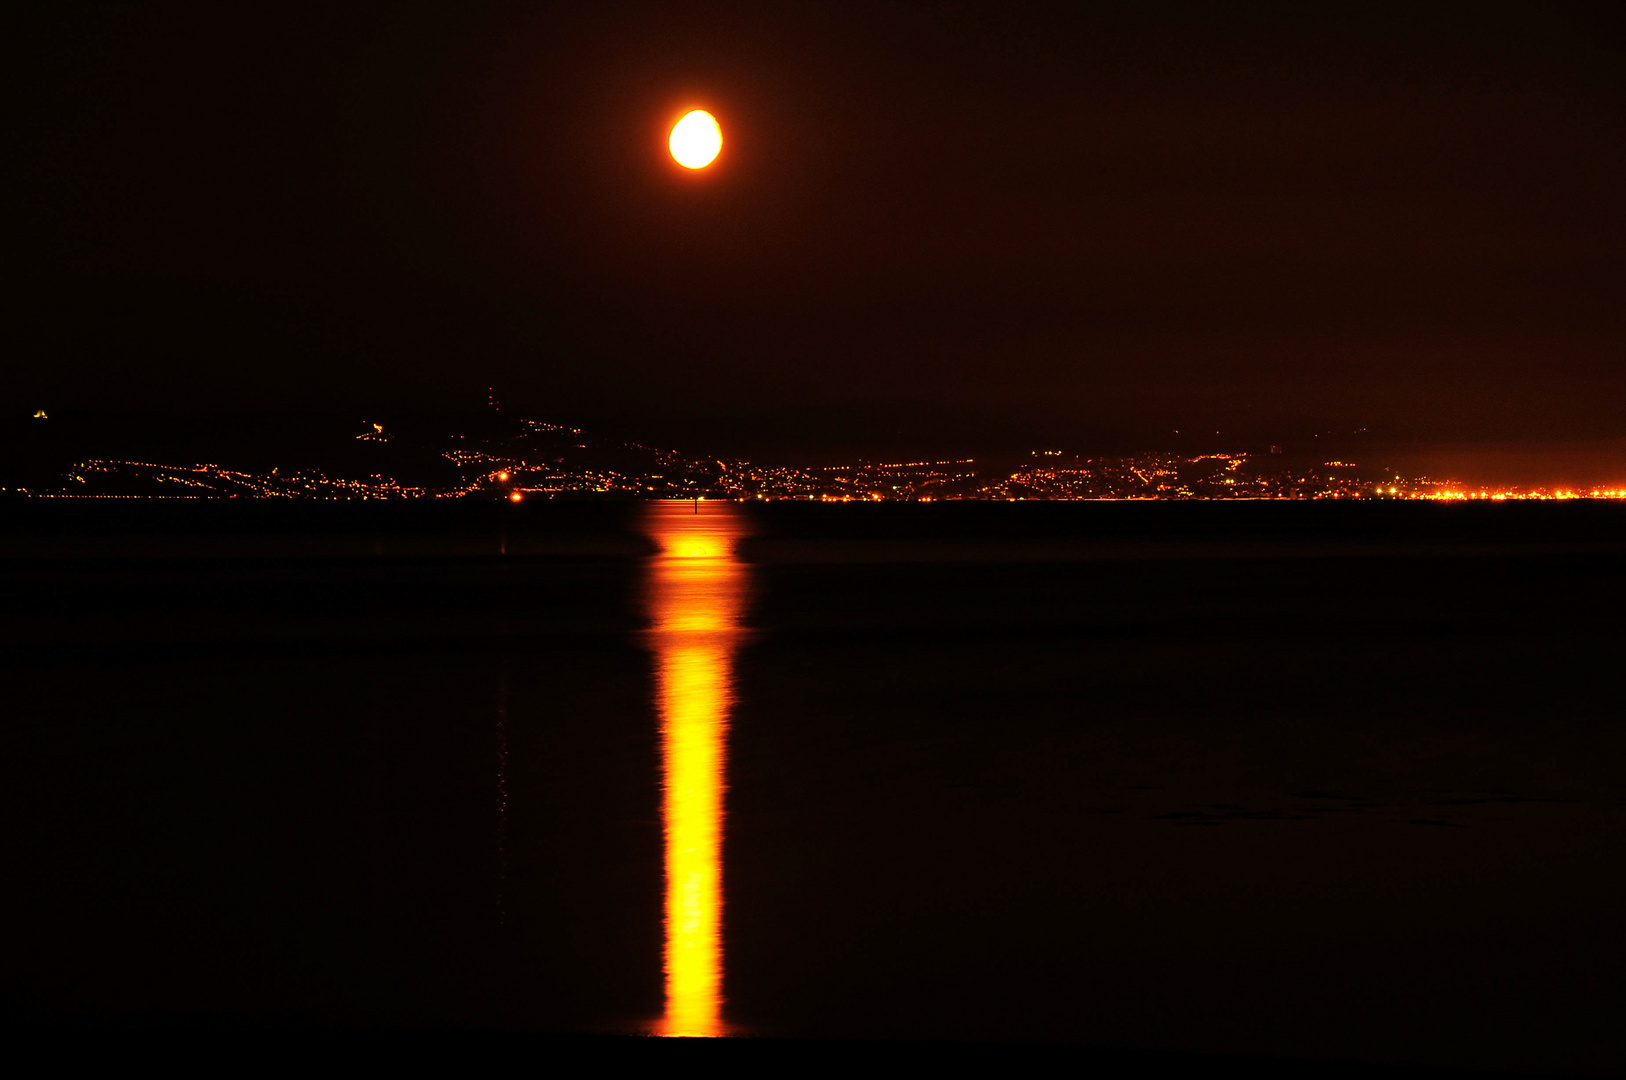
[8,419,1622,503]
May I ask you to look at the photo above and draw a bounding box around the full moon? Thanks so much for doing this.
[669,110,722,169]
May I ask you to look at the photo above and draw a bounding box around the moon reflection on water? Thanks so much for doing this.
[641,501,752,1037]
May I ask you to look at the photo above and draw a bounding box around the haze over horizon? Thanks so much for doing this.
[15,3,1625,482]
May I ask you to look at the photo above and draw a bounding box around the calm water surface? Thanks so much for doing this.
[5,502,1624,1071]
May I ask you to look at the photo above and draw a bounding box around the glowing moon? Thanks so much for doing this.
[669,110,722,169]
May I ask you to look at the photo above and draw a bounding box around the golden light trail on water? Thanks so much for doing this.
[641,501,750,1037]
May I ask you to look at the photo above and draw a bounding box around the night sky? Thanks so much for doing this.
[16,3,1626,474]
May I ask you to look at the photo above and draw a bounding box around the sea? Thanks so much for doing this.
[5,499,1623,1073]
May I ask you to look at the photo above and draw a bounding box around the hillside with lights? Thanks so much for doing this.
[5,414,1619,503]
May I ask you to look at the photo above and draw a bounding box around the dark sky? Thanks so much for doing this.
[16,2,1626,468]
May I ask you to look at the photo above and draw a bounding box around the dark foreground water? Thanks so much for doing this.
[4,501,1623,1073]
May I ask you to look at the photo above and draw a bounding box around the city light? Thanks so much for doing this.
[25,424,1626,504]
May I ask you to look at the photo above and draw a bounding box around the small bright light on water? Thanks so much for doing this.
[670,110,722,169]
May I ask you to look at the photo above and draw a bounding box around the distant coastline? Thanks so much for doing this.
[6,415,1622,503]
